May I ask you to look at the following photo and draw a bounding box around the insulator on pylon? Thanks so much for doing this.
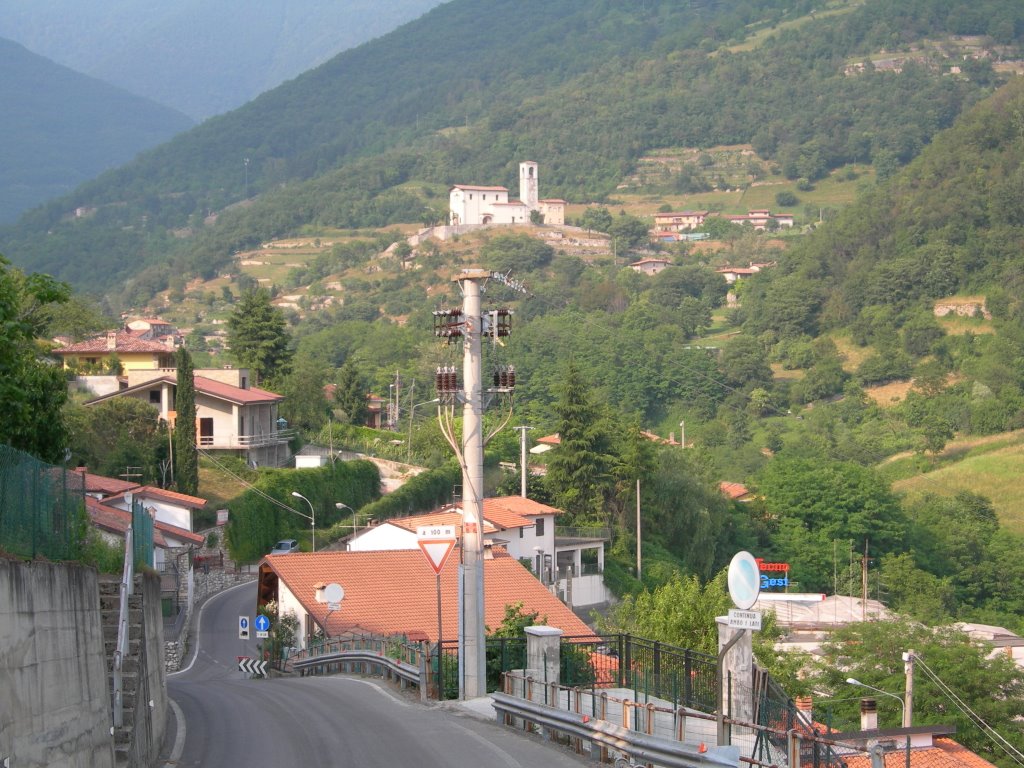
[493,368,500,387]
[508,366,516,389]
[500,367,509,388]
[447,366,458,392]
[435,366,445,393]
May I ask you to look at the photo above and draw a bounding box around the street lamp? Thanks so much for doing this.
[291,492,316,552]
[408,398,440,463]
[335,502,356,549]
[846,677,907,727]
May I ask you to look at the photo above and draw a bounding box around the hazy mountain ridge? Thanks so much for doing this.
[0,0,446,119]
[0,37,194,225]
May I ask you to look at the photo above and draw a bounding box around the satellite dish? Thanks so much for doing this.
[322,583,344,604]
[727,551,760,610]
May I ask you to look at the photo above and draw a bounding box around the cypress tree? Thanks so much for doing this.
[174,346,199,495]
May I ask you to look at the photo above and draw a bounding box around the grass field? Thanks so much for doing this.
[889,431,1024,534]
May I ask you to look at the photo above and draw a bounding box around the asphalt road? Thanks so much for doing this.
[165,582,589,767]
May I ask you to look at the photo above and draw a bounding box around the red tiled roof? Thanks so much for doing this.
[261,549,594,642]
[86,498,168,548]
[385,510,500,535]
[483,496,561,526]
[843,739,997,768]
[53,330,172,355]
[719,481,751,500]
[73,468,140,496]
[108,486,207,509]
[630,258,671,266]
[451,184,508,192]
[193,376,283,404]
[716,267,758,275]
[536,434,561,446]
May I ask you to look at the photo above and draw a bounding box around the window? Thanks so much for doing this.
[149,390,160,404]
[241,376,247,389]
[519,527,524,539]
[535,518,544,537]
[469,194,473,200]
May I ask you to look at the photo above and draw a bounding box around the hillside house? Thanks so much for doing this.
[449,161,565,226]
[629,257,672,275]
[84,367,290,467]
[347,496,610,608]
[722,209,794,230]
[257,548,595,649]
[653,210,708,231]
[53,328,177,373]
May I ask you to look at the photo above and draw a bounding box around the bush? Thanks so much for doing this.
[775,191,799,208]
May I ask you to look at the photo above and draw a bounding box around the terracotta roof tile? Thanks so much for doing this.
[719,481,751,500]
[843,739,997,768]
[261,549,594,643]
[194,376,283,404]
[73,468,140,496]
[385,510,500,535]
[53,330,173,355]
[483,496,561,526]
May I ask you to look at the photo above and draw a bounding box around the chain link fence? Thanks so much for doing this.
[0,444,85,560]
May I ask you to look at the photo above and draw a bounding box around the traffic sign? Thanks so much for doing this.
[417,525,455,539]
[255,614,270,638]
[727,609,762,631]
[727,551,761,610]
[417,537,456,575]
[238,657,268,677]
[238,615,250,640]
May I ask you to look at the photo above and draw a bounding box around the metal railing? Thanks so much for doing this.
[555,526,612,540]
[198,429,294,449]
[112,527,135,729]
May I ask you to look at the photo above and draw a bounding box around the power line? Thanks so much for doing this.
[913,653,1024,766]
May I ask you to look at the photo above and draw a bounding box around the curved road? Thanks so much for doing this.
[166,582,588,767]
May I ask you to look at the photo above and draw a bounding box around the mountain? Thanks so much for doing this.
[0,38,194,225]
[0,0,445,120]
[2,0,1022,294]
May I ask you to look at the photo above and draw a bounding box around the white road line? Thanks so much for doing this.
[169,580,254,677]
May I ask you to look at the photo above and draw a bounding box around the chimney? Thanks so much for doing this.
[860,698,878,731]
[106,331,118,350]
[795,695,813,713]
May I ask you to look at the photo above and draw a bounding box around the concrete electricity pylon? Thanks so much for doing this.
[433,268,519,699]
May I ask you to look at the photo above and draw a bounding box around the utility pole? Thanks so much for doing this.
[903,650,915,728]
[679,420,685,448]
[636,479,642,580]
[432,269,519,700]
[861,539,869,621]
[514,426,532,497]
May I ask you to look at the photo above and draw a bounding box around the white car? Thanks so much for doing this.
[270,539,299,554]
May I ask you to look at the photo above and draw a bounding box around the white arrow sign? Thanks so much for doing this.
[238,658,268,677]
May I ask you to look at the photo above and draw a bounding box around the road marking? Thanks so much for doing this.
[162,697,186,767]
[442,717,521,768]
[322,677,411,708]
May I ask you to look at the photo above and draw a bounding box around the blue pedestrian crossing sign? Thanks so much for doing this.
[255,614,271,638]
[239,615,250,640]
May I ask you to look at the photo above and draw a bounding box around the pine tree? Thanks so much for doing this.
[543,361,614,525]
[226,288,292,385]
[334,360,368,425]
[174,346,199,495]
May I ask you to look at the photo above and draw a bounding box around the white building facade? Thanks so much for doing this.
[449,161,566,227]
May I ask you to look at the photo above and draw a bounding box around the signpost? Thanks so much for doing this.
[720,551,763,745]
[237,657,267,677]
[417,526,457,653]
[238,615,250,640]
[727,609,762,631]
[254,614,270,639]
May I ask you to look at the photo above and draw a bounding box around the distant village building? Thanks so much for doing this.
[449,161,565,227]
[722,209,794,230]
[653,210,709,231]
[629,257,672,276]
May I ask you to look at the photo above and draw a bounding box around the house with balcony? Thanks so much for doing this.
[85,367,291,467]
[346,495,610,608]
[653,210,709,231]
[52,328,177,374]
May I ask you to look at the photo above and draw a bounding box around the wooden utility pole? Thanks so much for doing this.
[636,479,642,580]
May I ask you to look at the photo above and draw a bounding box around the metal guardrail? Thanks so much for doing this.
[290,634,428,697]
[555,526,611,540]
[491,688,741,768]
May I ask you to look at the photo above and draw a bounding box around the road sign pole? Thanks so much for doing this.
[436,573,442,653]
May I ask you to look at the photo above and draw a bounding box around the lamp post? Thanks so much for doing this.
[335,502,356,549]
[846,677,907,727]
[407,398,440,463]
[291,492,316,552]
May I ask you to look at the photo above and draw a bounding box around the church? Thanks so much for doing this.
[449,161,565,227]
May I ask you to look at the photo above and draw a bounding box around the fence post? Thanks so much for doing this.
[684,649,692,707]
[623,635,632,690]
[653,641,661,699]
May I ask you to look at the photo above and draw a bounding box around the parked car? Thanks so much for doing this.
[270,539,299,554]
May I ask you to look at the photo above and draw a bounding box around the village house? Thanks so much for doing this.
[256,548,595,649]
[449,161,566,227]
[653,210,709,231]
[722,209,794,230]
[53,328,177,373]
[629,257,672,275]
[83,367,290,467]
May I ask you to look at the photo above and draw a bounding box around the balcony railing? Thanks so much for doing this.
[555,526,611,541]
[198,429,294,450]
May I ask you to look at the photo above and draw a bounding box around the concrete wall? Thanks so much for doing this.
[126,573,168,768]
[0,560,115,768]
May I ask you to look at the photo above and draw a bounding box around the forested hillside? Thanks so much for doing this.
[4,0,1022,298]
[0,38,194,224]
